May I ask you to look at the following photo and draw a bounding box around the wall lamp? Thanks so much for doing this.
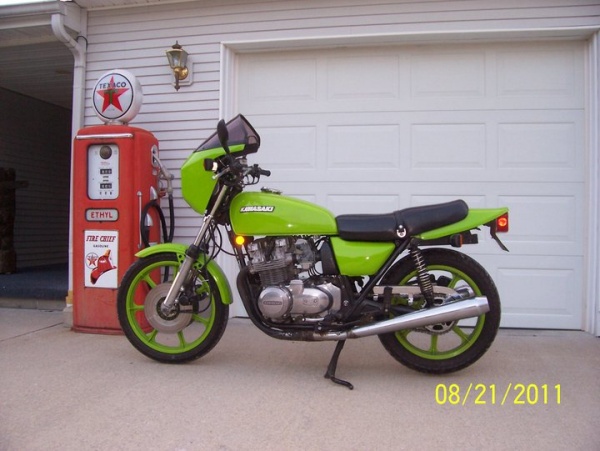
[165,41,189,91]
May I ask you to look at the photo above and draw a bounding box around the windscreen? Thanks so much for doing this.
[196,114,260,156]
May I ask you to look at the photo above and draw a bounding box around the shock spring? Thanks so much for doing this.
[409,246,435,306]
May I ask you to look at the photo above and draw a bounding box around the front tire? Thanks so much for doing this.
[117,252,229,363]
[378,248,500,374]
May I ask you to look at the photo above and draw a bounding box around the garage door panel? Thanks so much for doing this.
[498,193,582,255]
[494,111,584,178]
[496,45,583,107]
[256,126,317,170]
[327,124,400,169]
[250,110,583,183]
[410,123,486,169]
[240,55,318,111]
[241,43,583,113]
[494,257,583,330]
[410,50,486,98]
[411,194,487,208]
[327,54,400,100]
[249,113,408,182]
[327,194,400,215]
[246,56,317,101]
[498,123,576,168]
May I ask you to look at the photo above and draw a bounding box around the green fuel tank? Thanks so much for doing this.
[229,192,338,236]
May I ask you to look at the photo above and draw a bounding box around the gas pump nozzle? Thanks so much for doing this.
[149,145,176,245]
[151,146,174,196]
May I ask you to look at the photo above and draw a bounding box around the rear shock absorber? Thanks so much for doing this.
[409,245,435,307]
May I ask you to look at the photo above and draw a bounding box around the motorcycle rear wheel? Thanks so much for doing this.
[117,252,228,363]
[378,248,500,374]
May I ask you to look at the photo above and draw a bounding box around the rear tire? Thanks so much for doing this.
[117,252,228,363]
[378,248,500,374]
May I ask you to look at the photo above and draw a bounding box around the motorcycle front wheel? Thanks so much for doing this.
[117,252,229,363]
[378,248,500,374]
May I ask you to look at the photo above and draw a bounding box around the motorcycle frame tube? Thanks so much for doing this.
[135,243,233,305]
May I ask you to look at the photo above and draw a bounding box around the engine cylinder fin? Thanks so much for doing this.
[258,267,289,286]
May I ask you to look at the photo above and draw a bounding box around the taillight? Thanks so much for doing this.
[496,213,509,233]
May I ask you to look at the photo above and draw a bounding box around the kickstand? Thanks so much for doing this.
[324,340,354,390]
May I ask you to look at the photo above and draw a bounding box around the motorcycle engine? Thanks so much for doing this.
[246,237,341,322]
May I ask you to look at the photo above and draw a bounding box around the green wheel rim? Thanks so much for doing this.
[395,264,486,360]
[124,259,217,355]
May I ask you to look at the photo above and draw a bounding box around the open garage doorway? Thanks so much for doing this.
[0,10,75,305]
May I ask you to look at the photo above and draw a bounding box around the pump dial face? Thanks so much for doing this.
[88,144,119,200]
[99,145,112,160]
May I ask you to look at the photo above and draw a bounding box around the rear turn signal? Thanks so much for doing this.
[496,213,509,233]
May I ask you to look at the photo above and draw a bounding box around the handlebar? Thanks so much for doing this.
[205,157,270,184]
[249,164,271,178]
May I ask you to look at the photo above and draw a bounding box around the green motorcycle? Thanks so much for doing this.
[117,115,509,389]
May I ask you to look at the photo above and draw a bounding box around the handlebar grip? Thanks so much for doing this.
[250,164,270,177]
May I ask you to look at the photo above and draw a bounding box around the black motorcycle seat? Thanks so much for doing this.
[336,199,468,242]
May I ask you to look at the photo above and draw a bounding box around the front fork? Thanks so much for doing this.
[160,186,229,315]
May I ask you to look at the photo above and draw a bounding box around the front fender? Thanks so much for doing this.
[136,243,233,305]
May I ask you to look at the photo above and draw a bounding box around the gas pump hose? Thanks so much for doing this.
[140,193,175,248]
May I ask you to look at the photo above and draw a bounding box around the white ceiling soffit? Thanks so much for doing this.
[0,1,81,109]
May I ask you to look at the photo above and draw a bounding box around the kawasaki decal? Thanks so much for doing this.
[240,206,275,213]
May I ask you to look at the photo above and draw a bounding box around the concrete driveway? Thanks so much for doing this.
[1,307,599,450]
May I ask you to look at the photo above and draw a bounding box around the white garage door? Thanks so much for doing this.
[235,41,586,329]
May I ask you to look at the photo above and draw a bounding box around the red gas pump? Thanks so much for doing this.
[72,70,169,334]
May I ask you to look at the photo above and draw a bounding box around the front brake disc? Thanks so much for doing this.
[144,282,192,333]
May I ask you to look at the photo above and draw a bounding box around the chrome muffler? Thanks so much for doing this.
[315,295,489,341]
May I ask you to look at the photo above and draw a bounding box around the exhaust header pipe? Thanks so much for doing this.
[315,296,489,341]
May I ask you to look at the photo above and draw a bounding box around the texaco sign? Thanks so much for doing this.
[92,69,143,124]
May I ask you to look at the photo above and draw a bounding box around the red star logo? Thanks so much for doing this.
[96,76,129,112]
[86,254,98,267]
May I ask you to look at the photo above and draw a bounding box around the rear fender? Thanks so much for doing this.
[135,243,233,304]
[417,208,509,241]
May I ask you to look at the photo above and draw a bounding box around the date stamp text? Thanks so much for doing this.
[435,383,561,406]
